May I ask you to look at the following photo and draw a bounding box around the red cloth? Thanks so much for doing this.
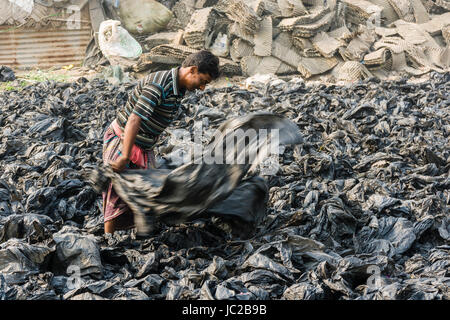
[111,119,150,168]
[102,121,156,224]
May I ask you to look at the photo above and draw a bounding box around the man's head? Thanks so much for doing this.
[179,50,220,91]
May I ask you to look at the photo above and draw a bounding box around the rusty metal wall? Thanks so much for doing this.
[0,4,92,70]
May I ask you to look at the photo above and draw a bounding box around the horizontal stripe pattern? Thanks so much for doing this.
[116,67,184,149]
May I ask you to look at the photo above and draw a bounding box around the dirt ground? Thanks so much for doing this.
[5,65,246,90]
[2,64,431,93]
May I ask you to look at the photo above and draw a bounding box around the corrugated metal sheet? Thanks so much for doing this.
[0,3,92,70]
[0,27,92,70]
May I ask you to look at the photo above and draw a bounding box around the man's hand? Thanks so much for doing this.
[110,113,142,173]
[110,155,130,172]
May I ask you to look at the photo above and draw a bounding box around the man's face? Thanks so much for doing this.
[185,66,212,91]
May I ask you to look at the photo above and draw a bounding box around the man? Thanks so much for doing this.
[102,50,220,234]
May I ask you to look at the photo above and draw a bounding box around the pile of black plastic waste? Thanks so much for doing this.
[0,66,15,82]
[0,72,448,300]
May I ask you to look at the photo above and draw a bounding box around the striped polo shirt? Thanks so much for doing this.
[116,67,186,149]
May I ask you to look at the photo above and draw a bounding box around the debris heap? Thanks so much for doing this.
[0,71,448,300]
[133,0,450,81]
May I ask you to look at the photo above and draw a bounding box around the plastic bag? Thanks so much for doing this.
[208,33,229,57]
[98,20,142,66]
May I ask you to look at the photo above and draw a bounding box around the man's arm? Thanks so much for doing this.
[110,83,163,172]
[110,113,141,172]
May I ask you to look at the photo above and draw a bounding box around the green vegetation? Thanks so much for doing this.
[0,80,27,91]
[0,69,71,92]
[22,69,71,83]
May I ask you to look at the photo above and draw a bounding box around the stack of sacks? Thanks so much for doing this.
[131,0,450,81]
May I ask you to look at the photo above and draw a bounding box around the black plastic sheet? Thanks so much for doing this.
[0,66,15,82]
[89,113,302,235]
[0,72,448,300]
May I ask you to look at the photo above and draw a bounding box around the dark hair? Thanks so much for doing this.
[182,50,220,80]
